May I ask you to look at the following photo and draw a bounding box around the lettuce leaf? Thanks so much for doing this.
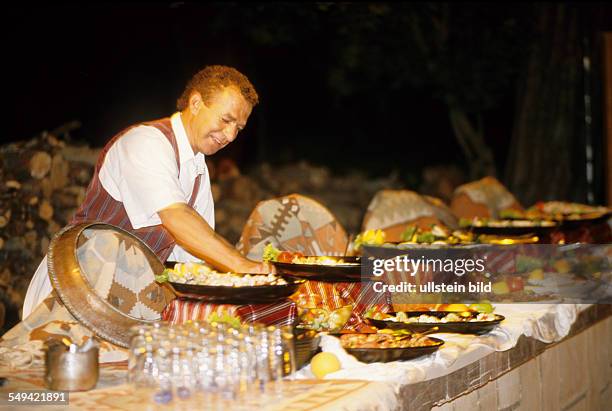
[262,243,281,262]
[155,268,171,283]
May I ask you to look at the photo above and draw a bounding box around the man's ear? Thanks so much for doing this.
[189,91,204,115]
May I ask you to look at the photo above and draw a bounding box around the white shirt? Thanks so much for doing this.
[22,112,214,317]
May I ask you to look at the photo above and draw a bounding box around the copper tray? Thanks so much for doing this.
[48,223,172,348]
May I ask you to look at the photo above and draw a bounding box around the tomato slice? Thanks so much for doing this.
[506,276,524,292]
[277,251,294,263]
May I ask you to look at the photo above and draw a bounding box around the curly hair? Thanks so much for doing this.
[176,65,259,110]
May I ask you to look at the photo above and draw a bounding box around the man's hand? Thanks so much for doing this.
[158,203,267,273]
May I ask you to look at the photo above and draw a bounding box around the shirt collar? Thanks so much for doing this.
[170,112,207,175]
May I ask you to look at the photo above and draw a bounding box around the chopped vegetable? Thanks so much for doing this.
[353,229,386,251]
[155,268,171,284]
[263,243,281,262]
[206,311,243,329]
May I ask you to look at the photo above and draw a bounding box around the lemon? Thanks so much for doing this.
[310,352,341,379]
[469,302,494,313]
[553,259,571,274]
[492,281,510,295]
[528,268,544,281]
[445,303,469,312]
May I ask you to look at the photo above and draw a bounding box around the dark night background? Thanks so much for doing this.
[3,2,612,205]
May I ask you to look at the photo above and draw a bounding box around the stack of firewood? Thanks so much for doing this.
[0,128,100,331]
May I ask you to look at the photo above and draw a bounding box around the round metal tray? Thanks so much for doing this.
[48,223,172,348]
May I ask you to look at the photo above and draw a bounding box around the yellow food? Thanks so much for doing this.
[553,259,571,274]
[310,352,341,379]
[528,268,544,281]
[492,281,510,295]
[444,303,469,312]
[469,302,494,314]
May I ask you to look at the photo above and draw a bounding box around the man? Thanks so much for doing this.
[22,65,272,317]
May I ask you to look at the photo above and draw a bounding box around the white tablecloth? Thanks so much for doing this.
[298,303,588,387]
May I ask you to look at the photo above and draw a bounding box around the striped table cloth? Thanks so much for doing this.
[162,298,298,326]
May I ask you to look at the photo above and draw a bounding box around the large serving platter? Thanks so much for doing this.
[273,256,362,282]
[555,211,612,228]
[333,333,444,363]
[164,276,305,304]
[466,219,558,236]
[366,311,505,335]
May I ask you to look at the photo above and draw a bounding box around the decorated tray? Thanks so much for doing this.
[48,223,172,348]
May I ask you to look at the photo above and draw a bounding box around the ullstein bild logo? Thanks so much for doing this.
[361,244,612,304]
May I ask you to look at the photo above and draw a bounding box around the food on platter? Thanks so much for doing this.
[156,262,287,287]
[339,329,440,349]
[263,244,348,265]
[366,311,505,334]
[297,304,353,332]
[352,229,386,251]
[266,244,361,281]
[205,310,243,329]
[530,201,610,217]
[501,201,611,221]
[476,234,540,244]
[399,224,475,245]
[460,217,557,228]
[383,311,497,324]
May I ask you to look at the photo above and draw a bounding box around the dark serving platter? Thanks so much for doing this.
[342,337,444,363]
[294,328,322,371]
[273,256,362,282]
[467,221,558,237]
[164,276,304,304]
[366,311,505,335]
[556,211,612,229]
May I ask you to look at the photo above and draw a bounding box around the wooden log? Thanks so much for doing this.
[38,200,54,221]
[40,177,53,198]
[49,153,69,191]
[60,145,100,166]
[5,180,21,190]
[29,151,52,179]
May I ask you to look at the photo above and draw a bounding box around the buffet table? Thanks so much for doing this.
[1,303,609,410]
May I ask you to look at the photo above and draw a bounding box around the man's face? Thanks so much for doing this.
[190,86,252,155]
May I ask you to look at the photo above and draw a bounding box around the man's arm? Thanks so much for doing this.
[158,203,272,273]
